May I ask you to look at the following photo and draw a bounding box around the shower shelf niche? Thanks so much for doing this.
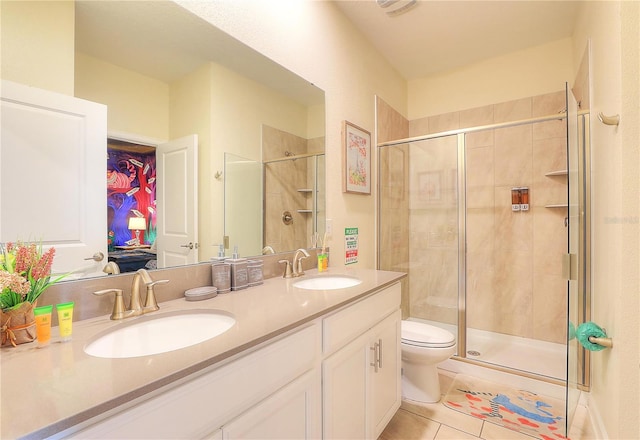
[545,170,568,208]
[545,170,568,176]
[297,189,314,213]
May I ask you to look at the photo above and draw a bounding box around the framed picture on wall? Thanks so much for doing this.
[418,171,442,203]
[343,120,372,195]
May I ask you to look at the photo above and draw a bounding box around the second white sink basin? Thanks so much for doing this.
[84,309,236,359]
[293,275,362,290]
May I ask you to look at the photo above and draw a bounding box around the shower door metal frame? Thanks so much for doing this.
[456,133,467,359]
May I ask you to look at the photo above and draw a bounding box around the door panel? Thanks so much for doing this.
[322,332,369,440]
[156,135,198,267]
[370,310,401,438]
[1,80,107,278]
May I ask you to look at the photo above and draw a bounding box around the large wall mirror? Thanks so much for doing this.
[1,0,325,280]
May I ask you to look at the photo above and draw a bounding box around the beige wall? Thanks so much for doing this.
[408,38,574,119]
[572,2,640,438]
[206,62,315,258]
[178,0,408,269]
[0,1,75,95]
[76,53,170,141]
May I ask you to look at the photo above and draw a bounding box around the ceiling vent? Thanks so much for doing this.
[376,0,417,17]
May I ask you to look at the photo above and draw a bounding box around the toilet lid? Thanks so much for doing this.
[401,320,456,348]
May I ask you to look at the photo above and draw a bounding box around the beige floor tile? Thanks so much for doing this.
[379,408,440,440]
[480,421,539,440]
[436,424,482,439]
[401,400,484,438]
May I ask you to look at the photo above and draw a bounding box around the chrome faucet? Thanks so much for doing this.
[292,248,310,277]
[93,269,168,320]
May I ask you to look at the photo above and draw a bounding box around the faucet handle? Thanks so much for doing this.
[93,288,126,320]
[295,255,309,277]
[278,259,293,278]
[143,279,168,313]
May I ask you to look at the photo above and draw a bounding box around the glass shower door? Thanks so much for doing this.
[565,83,581,433]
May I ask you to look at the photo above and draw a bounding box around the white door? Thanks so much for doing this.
[156,135,198,268]
[0,80,107,278]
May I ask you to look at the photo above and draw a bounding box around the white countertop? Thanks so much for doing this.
[0,268,405,439]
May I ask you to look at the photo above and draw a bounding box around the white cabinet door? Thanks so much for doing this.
[322,307,401,440]
[322,331,369,440]
[370,310,402,438]
[222,369,321,439]
[0,80,107,278]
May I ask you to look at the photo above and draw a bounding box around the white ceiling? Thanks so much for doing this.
[333,0,581,80]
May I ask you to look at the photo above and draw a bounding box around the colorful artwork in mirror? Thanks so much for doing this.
[106,144,156,249]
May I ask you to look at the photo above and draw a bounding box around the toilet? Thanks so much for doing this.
[401,320,456,403]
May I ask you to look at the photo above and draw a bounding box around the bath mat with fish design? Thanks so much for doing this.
[443,374,569,440]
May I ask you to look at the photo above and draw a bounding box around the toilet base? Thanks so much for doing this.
[401,362,442,403]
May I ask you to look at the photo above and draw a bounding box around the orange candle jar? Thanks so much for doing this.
[33,305,53,347]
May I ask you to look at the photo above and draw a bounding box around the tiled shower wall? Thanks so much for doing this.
[378,91,568,344]
[262,125,324,253]
[377,97,411,318]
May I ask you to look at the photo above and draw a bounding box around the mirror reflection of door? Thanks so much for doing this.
[106,135,198,273]
[156,135,198,268]
[1,80,107,279]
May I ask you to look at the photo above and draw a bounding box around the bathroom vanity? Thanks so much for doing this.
[0,268,404,440]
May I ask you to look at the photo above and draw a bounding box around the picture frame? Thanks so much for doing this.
[418,171,442,203]
[343,120,371,195]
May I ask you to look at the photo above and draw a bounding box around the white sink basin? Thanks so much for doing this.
[84,310,236,359]
[293,275,362,290]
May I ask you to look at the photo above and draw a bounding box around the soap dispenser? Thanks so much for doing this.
[228,245,248,291]
[211,244,231,293]
[211,244,226,262]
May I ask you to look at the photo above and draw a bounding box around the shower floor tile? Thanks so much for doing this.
[411,318,567,380]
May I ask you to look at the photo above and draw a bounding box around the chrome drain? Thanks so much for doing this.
[467,350,481,356]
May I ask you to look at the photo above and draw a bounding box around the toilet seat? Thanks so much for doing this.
[401,321,455,348]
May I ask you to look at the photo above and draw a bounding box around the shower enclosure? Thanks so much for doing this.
[224,152,325,256]
[377,86,589,434]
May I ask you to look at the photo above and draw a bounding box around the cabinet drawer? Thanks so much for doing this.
[323,283,400,355]
[70,322,321,439]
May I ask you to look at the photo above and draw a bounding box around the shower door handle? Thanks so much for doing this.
[562,253,577,280]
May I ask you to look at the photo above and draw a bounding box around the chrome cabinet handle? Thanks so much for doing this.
[378,338,383,369]
[370,342,379,373]
[180,242,194,249]
[84,252,104,262]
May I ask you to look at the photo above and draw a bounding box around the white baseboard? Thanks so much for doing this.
[587,395,608,439]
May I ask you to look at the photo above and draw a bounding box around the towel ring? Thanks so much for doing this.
[598,112,620,126]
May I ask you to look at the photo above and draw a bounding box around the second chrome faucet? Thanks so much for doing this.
[94,269,169,320]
